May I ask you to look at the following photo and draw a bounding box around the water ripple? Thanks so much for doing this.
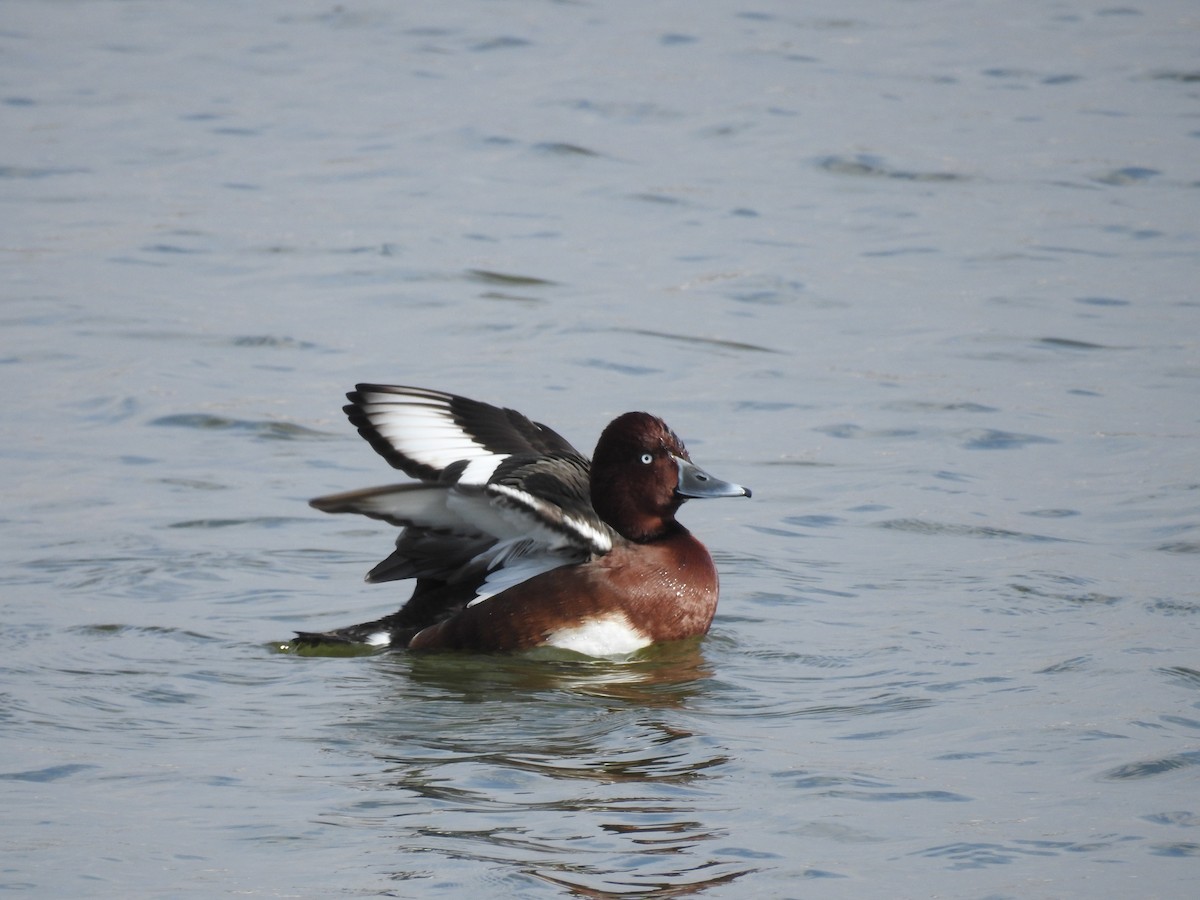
[1148,842,1200,857]
[958,428,1057,449]
[876,519,1068,543]
[149,413,329,440]
[312,649,761,895]
[1160,666,1200,689]
[0,763,98,782]
[815,154,969,182]
[918,836,1140,868]
[1143,810,1200,827]
[1100,750,1200,781]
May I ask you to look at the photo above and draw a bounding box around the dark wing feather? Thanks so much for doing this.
[345,385,580,481]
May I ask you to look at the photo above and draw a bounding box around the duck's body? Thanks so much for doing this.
[298,385,750,655]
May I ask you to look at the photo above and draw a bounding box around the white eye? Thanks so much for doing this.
[640,453,653,465]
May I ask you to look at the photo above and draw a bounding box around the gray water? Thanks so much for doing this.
[3,0,1198,896]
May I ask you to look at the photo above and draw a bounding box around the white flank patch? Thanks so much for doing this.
[544,613,651,658]
[365,631,391,647]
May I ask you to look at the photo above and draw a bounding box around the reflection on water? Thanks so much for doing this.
[323,645,756,896]
[400,641,714,704]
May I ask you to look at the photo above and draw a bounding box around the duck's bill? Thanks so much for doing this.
[673,456,752,500]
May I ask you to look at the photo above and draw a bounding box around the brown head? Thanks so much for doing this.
[590,412,750,543]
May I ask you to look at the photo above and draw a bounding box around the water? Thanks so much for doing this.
[3,0,1198,896]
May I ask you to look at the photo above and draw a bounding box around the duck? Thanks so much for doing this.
[296,385,751,656]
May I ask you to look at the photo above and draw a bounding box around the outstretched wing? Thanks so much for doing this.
[343,384,580,481]
[311,386,613,600]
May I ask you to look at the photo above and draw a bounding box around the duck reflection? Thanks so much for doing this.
[328,642,758,896]
[400,638,712,706]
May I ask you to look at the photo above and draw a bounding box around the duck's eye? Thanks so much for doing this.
[639,452,653,465]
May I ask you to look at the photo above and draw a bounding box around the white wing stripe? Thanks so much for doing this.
[365,403,497,468]
[458,455,508,486]
[488,483,612,554]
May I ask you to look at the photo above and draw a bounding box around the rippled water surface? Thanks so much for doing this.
[3,0,1198,896]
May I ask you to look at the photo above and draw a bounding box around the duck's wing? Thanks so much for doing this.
[485,453,613,557]
[311,387,613,596]
[343,384,580,481]
[310,451,613,577]
[309,482,495,583]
